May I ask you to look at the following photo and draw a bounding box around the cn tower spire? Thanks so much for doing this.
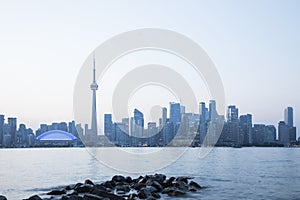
[90,52,98,138]
[93,52,96,83]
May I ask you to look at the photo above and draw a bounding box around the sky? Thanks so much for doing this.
[0,0,299,137]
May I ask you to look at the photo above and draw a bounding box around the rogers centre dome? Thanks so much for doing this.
[35,130,78,147]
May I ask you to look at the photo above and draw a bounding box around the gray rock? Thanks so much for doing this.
[62,195,83,200]
[23,195,42,200]
[175,176,194,184]
[167,189,186,196]
[0,195,7,200]
[83,193,104,200]
[84,179,95,185]
[138,188,152,199]
[189,181,202,189]
[163,177,175,187]
[151,192,161,199]
[127,193,137,200]
[174,181,189,192]
[150,181,163,192]
[94,184,107,191]
[153,174,166,184]
[46,189,66,195]
[75,184,93,193]
[125,176,132,183]
[115,185,130,193]
[112,175,126,183]
[100,181,115,189]
[133,182,146,190]
[91,188,125,200]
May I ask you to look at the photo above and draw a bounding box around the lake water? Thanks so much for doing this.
[0,147,300,199]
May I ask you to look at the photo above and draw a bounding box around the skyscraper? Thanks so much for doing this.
[132,109,144,137]
[0,115,4,146]
[90,54,98,137]
[209,100,218,121]
[278,121,290,145]
[239,114,252,145]
[199,102,208,123]
[104,114,113,138]
[284,107,293,127]
[8,117,17,146]
[170,102,181,124]
[227,105,239,122]
[162,107,167,126]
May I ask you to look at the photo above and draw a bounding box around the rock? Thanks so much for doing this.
[46,189,66,195]
[132,176,143,183]
[151,192,161,198]
[94,184,108,191]
[115,185,130,193]
[150,181,163,192]
[112,175,126,183]
[167,189,186,196]
[66,190,78,196]
[83,193,103,200]
[62,195,83,200]
[22,174,203,200]
[133,182,146,190]
[138,177,148,184]
[163,177,175,187]
[65,185,72,190]
[125,176,132,183]
[138,188,152,199]
[189,181,202,189]
[100,181,115,189]
[23,195,42,200]
[152,174,166,184]
[72,183,84,190]
[0,196,7,200]
[175,176,194,184]
[75,184,93,193]
[174,181,189,192]
[128,193,137,200]
[84,179,95,185]
[91,188,125,200]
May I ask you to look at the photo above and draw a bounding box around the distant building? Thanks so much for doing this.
[104,114,113,139]
[132,109,144,138]
[209,100,217,121]
[278,121,290,146]
[252,124,266,145]
[35,130,78,147]
[239,114,252,145]
[284,107,293,127]
[0,115,4,146]
[170,102,181,124]
[226,105,240,144]
[162,107,167,127]
[227,105,239,122]
[265,125,276,143]
[8,117,17,146]
[289,127,297,142]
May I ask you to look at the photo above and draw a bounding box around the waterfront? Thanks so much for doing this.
[1,147,300,199]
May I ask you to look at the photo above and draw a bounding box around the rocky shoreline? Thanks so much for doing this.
[2,174,204,200]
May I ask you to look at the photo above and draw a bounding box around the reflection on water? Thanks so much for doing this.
[0,147,300,199]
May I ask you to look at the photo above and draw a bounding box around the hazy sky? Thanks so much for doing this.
[0,0,299,137]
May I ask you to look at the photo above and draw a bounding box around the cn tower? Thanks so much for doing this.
[90,54,98,136]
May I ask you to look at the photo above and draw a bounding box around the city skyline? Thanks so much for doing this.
[0,1,299,136]
[0,100,297,148]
